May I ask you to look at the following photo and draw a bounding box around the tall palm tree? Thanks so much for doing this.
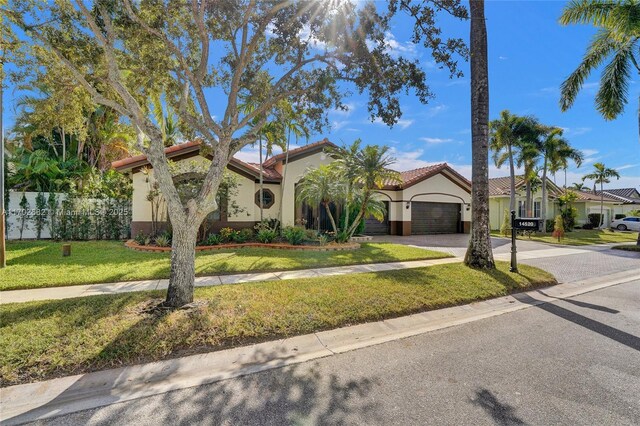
[277,103,309,228]
[560,0,638,243]
[582,162,620,228]
[538,127,583,230]
[515,135,542,217]
[489,110,532,212]
[465,0,495,268]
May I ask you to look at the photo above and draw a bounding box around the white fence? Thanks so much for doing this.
[6,191,131,240]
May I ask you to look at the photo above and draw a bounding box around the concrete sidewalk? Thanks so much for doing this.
[0,245,611,305]
[3,268,639,425]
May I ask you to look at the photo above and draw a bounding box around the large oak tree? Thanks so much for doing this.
[6,0,465,306]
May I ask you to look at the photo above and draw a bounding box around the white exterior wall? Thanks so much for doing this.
[279,151,334,226]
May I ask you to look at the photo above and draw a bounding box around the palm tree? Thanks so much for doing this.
[465,0,495,268]
[560,0,640,138]
[277,103,309,228]
[489,110,532,212]
[330,140,401,239]
[538,127,583,230]
[571,182,587,191]
[515,135,542,217]
[296,165,342,234]
[582,162,620,228]
[560,0,639,243]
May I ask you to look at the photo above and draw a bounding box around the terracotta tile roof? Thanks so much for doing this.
[488,176,566,198]
[573,190,620,202]
[381,163,471,191]
[112,139,470,191]
[488,176,525,196]
[262,138,337,167]
[595,188,640,203]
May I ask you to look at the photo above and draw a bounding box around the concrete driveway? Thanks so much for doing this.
[372,234,640,283]
[371,233,550,257]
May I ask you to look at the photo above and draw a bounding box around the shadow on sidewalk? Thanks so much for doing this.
[5,347,379,425]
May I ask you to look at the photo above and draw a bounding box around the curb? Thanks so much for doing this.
[2,269,639,425]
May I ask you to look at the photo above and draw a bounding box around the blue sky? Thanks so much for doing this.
[244,0,637,189]
[3,1,638,189]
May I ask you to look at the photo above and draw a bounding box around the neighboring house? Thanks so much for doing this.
[488,176,621,229]
[594,188,640,217]
[112,139,472,236]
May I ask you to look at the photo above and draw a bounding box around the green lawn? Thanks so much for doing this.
[0,261,555,386]
[0,241,450,291]
[491,229,639,246]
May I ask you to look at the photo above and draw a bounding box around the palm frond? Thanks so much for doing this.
[596,38,634,119]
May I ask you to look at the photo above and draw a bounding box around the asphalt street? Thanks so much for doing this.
[32,279,640,426]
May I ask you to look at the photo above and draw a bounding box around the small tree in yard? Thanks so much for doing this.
[296,165,342,235]
[330,140,401,241]
[7,1,464,307]
[500,209,511,237]
[552,214,565,242]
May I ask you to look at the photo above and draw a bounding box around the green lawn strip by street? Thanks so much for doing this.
[491,229,639,246]
[0,241,450,291]
[611,244,640,252]
[0,261,555,386]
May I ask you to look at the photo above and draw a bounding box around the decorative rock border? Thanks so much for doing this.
[125,240,361,253]
[349,235,373,242]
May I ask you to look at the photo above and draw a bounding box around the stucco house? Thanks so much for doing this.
[112,139,472,237]
[594,188,640,217]
[488,176,625,230]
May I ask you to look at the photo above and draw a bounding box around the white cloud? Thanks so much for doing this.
[498,55,508,60]
[425,104,449,117]
[366,31,417,59]
[372,117,414,130]
[419,137,454,144]
[581,149,599,157]
[561,127,592,137]
[331,120,349,131]
[616,163,640,171]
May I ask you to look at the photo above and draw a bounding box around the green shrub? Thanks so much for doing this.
[254,218,280,232]
[304,229,319,241]
[134,231,147,245]
[204,233,222,246]
[561,206,577,231]
[256,228,277,243]
[282,226,306,245]
[500,209,511,237]
[318,233,329,246]
[233,228,253,243]
[34,192,47,240]
[219,227,238,243]
[582,223,595,230]
[545,219,554,233]
[155,234,171,247]
[552,215,565,242]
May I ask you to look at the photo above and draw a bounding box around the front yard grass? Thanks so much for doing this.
[491,229,639,246]
[0,241,450,291]
[0,261,555,386]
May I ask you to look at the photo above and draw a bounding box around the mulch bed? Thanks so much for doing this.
[125,240,361,252]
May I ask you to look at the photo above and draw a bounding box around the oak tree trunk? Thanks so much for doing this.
[165,221,198,307]
[465,0,495,269]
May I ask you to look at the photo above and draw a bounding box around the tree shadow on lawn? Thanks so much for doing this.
[8,346,380,425]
